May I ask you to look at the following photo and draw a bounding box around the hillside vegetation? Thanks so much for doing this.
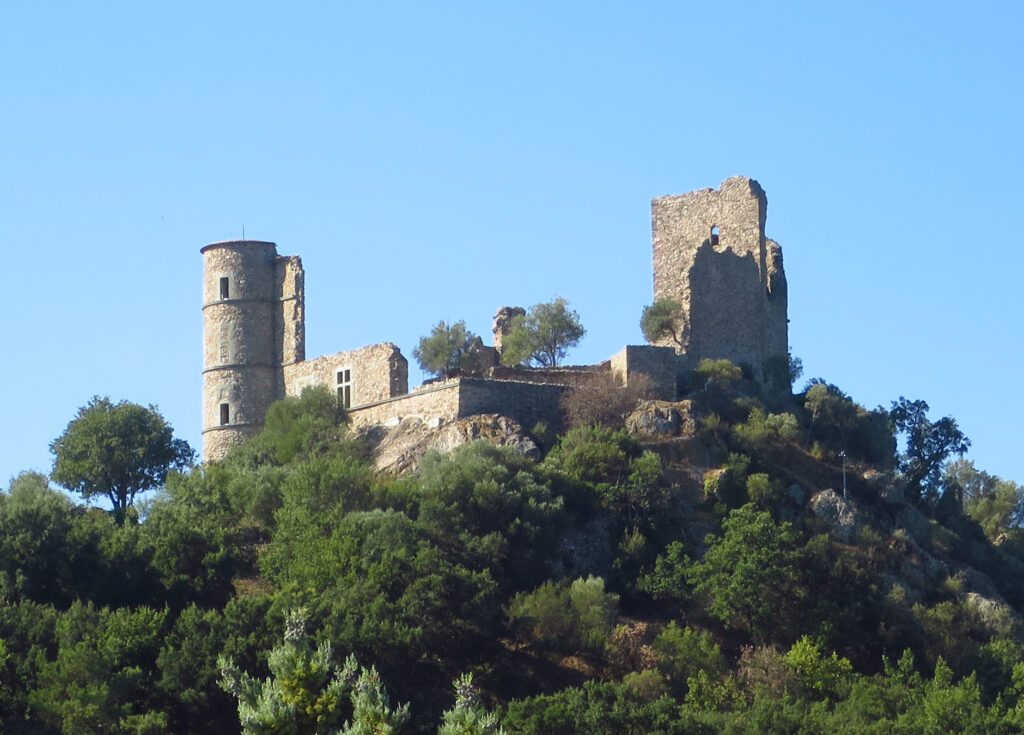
[3,364,1024,734]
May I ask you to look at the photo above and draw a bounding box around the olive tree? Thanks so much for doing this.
[413,320,482,378]
[500,297,585,367]
[640,298,685,349]
[50,396,194,521]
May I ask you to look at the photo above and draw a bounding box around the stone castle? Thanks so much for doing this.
[201,176,789,462]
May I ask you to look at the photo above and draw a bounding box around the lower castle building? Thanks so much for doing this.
[201,176,789,462]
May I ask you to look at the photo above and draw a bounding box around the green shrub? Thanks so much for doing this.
[732,408,800,452]
[695,359,743,387]
[704,453,751,509]
[653,622,725,698]
[508,576,619,656]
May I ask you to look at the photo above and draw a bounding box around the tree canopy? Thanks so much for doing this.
[5,372,1024,734]
[686,504,802,642]
[499,297,585,367]
[640,298,685,349]
[413,320,482,378]
[889,397,970,503]
[50,396,193,521]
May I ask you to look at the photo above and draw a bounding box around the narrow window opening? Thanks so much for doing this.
[219,277,230,299]
[710,226,720,247]
[220,403,230,425]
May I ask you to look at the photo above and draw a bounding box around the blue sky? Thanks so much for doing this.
[3,1,1022,489]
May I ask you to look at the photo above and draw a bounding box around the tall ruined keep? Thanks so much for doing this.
[201,241,306,460]
[651,176,788,378]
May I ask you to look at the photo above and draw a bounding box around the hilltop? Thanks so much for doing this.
[2,361,1023,733]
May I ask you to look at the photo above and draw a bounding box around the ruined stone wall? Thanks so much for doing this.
[275,255,305,364]
[610,345,679,400]
[348,377,568,433]
[652,176,788,375]
[349,380,462,428]
[283,342,408,407]
[457,378,569,430]
[485,364,607,388]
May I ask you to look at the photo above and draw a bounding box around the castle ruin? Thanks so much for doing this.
[201,176,789,462]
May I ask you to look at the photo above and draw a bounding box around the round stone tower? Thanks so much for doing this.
[201,240,281,461]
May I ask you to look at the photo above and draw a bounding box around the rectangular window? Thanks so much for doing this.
[219,277,230,299]
[336,368,352,408]
[220,403,230,425]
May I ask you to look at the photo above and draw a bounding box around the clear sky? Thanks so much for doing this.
[3,1,1022,489]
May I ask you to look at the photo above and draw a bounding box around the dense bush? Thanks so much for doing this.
[507,577,619,656]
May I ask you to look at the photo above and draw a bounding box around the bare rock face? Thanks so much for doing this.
[361,413,538,475]
[432,414,540,458]
[626,400,680,436]
[889,527,950,591]
[625,399,699,437]
[675,400,700,435]
[809,489,861,543]
[965,592,1021,637]
[862,469,900,502]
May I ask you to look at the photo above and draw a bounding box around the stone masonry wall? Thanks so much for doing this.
[202,366,274,460]
[349,380,462,428]
[610,345,678,400]
[348,377,568,433]
[457,378,569,430]
[485,364,607,388]
[275,256,305,366]
[651,176,788,375]
[283,342,408,407]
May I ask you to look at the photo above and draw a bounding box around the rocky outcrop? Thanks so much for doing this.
[625,399,699,437]
[809,489,862,543]
[360,413,538,475]
[964,591,1019,637]
[626,401,680,436]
